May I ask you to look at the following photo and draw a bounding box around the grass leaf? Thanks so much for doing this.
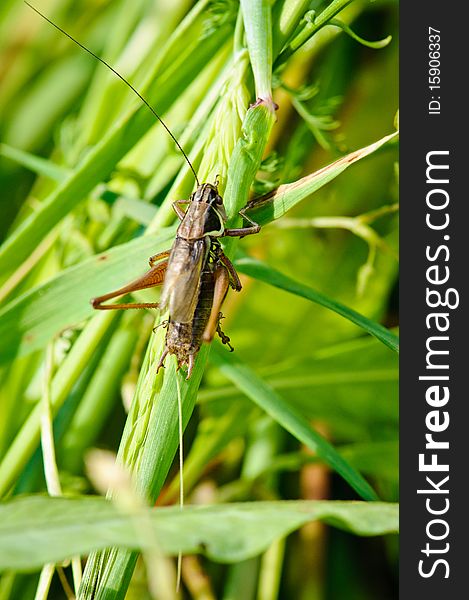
[246,131,399,225]
[0,495,398,571]
[240,0,273,103]
[0,143,68,182]
[236,256,399,353]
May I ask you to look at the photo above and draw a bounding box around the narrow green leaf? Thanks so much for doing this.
[240,0,273,103]
[210,345,379,501]
[0,143,68,182]
[236,256,399,353]
[0,495,398,571]
[246,131,399,225]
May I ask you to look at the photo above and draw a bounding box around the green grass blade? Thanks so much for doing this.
[235,256,399,353]
[210,345,379,501]
[0,495,398,571]
[0,143,68,182]
[246,131,399,225]
[240,0,273,103]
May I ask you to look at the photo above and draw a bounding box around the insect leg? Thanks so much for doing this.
[218,251,242,291]
[216,315,234,351]
[172,200,190,220]
[91,261,167,310]
[149,249,170,267]
[202,265,230,343]
[156,348,169,373]
[152,319,169,333]
[223,208,260,238]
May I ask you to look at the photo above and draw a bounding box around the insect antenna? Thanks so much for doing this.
[25,1,200,186]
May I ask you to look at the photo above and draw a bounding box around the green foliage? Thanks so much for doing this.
[0,0,398,598]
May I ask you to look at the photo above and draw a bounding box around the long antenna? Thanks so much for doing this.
[25,1,200,186]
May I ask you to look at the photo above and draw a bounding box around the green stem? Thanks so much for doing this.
[276,0,355,65]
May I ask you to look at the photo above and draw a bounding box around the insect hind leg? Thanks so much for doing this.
[216,314,234,351]
[91,260,167,310]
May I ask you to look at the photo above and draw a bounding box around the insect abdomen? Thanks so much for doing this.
[164,269,215,366]
[190,270,215,352]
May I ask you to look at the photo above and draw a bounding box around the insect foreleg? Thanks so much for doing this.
[223,208,260,238]
[172,200,190,220]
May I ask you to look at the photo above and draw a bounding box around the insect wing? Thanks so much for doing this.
[160,238,208,323]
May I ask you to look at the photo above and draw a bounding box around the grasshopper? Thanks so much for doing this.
[156,238,237,378]
[92,183,259,376]
[26,3,260,377]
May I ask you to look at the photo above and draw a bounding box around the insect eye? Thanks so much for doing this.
[216,196,223,205]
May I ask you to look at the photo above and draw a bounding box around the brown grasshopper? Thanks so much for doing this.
[92,183,259,377]
[155,238,237,378]
[27,2,260,377]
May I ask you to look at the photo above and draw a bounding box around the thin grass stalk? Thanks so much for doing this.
[162,401,249,504]
[35,342,60,600]
[37,340,83,597]
[276,0,356,65]
[256,538,286,600]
